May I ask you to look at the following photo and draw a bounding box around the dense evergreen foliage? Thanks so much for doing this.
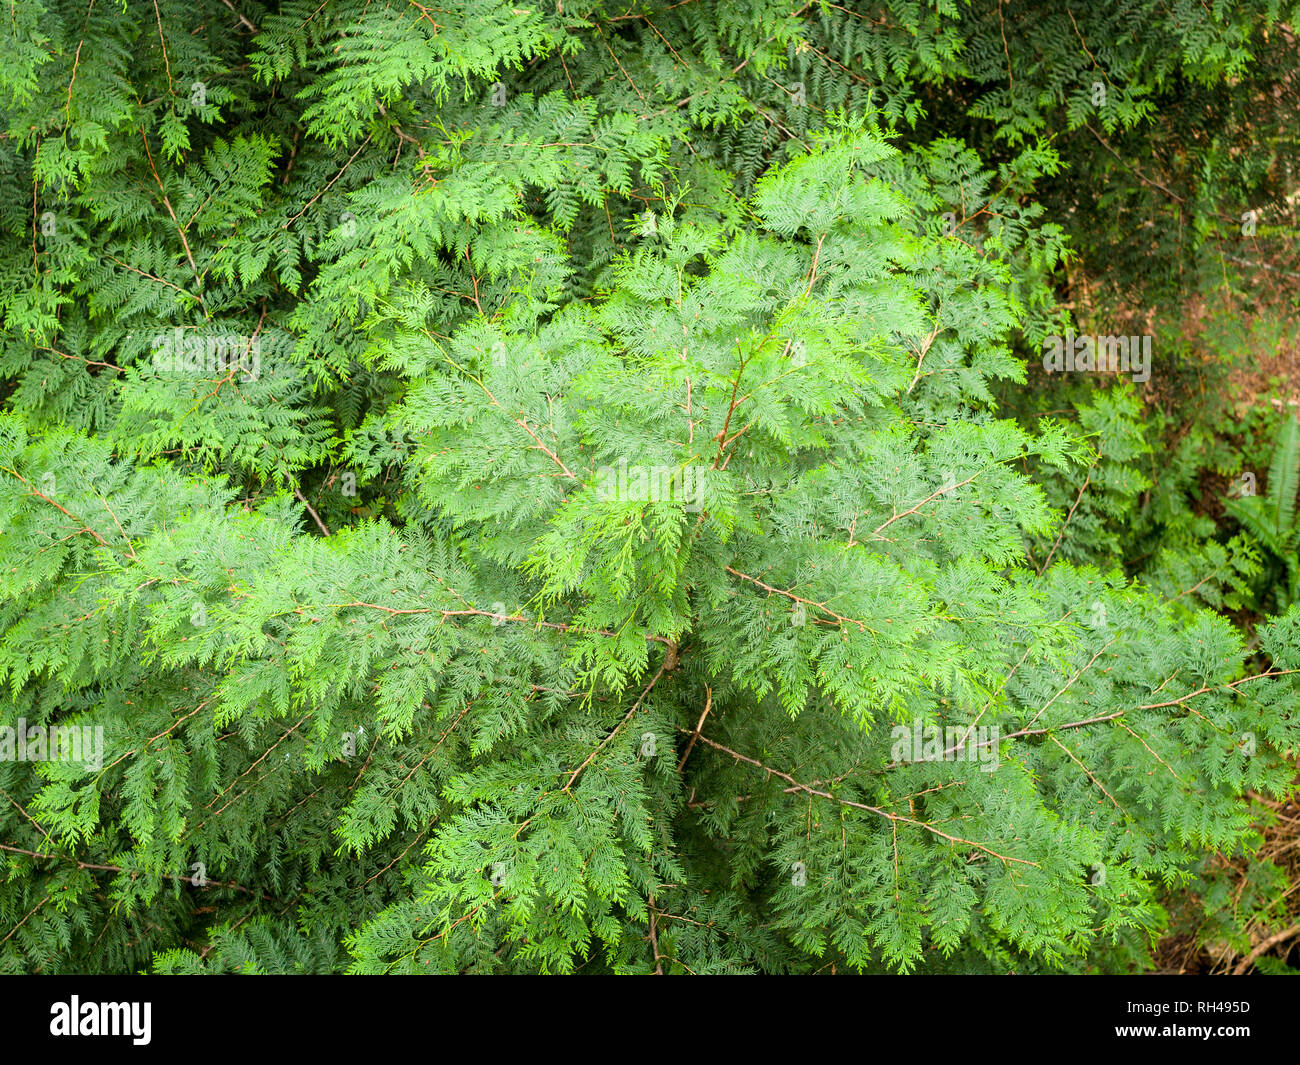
[3,0,1300,974]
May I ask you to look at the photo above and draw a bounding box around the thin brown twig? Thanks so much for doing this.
[294,484,332,536]
[562,660,668,793]
[683,732,1038,867]
[677,685,712,772]
[0,843,274,900]
[220,0,258,32]
[1038,464,1095,575]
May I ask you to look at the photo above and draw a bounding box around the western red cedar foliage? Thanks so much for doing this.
[1,0,1299,974]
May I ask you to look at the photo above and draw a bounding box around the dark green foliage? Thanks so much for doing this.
[1226,414,1300,611]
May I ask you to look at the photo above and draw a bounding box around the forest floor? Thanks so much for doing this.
[1155,782,1300,974]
